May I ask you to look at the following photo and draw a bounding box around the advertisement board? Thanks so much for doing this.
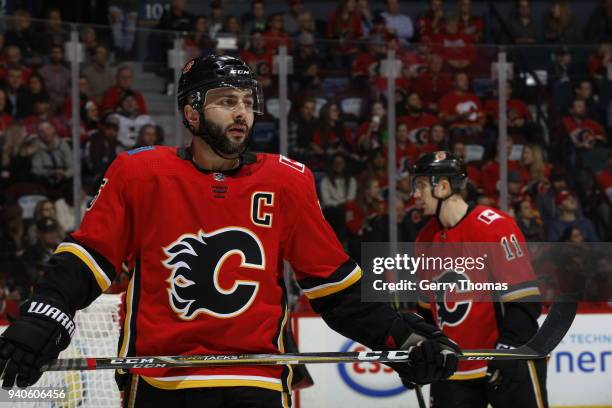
[295,313,612,408]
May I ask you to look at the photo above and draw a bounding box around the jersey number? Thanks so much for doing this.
[500,234,524,260]
[87,178,108,211]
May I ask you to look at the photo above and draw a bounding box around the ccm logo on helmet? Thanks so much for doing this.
[229,69,250,76]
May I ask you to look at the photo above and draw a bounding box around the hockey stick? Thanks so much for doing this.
[414,385,426,408]
[42,300,576,372]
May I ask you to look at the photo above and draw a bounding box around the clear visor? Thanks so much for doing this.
[203,82,264,115]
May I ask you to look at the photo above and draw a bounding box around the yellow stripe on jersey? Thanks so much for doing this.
[54,243,112,291]
[528,360,545,408]
[417,299,432,309]
[276,302,294,394]
[118,273,136,358]
[500,287,541,303]
[302,267,362,299]
[141,376,284,392]
[449,369,488,380]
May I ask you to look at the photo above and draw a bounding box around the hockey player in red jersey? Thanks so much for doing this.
[412,151,546,408]
[0,55,459,407]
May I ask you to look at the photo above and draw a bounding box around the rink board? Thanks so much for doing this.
[293,313,612,408]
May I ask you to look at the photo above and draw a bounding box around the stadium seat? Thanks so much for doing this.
[510,144,524,161]
[266,98,292,120]
[17,194,48,220]
[340,97,362,119]
[464,144,485,163]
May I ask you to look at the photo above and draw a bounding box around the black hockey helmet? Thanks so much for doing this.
[412,150,468,193]
[177,54,264,115]
[177,55,263,159]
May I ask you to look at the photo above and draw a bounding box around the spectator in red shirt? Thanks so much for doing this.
[263,13,292,54]
[22,95,68,139]
[484,80,537,143]
[481,135,523,196]
[587,43,611,80]
[345,175,384,259]
[596,152,612,200]
[562,99,607,150]
[457,0,484,42]
[351,34,386,86]
[0,45,32,84]
[312,102,353,155]
[419,123,449,154]
[0,89,14,136]
[416,0,446,43]
[429,14,477,72]
[239,30,275,96]
[355,100,386,154]
[451,140,482,190]
[438,72,485,142]
[398,91,439,141]
[413,54,453,110]
[326,0,364,67]
[360,149,389,190]
[369,36,411,99]
[0,273,21,325]
[399,42,430,81]
[484,81,532,125]
[101,66,148,115]
[396,122,420,169]
[63,76,97,120]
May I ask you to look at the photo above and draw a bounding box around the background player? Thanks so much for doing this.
[0,55,459,407]
[412,151,546,408]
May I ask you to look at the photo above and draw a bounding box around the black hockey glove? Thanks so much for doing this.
[0,298,75,388]
[386,313,460,385]
[486,343,529,401]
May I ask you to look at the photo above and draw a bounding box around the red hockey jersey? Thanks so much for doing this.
[59,146,361,392]
[416,205,540,380]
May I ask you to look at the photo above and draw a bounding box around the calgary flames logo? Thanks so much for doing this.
[182,59,195,74]
[163,227,265,320]
[435,151,447,161]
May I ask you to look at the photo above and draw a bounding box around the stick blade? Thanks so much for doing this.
[523,299,577,356]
